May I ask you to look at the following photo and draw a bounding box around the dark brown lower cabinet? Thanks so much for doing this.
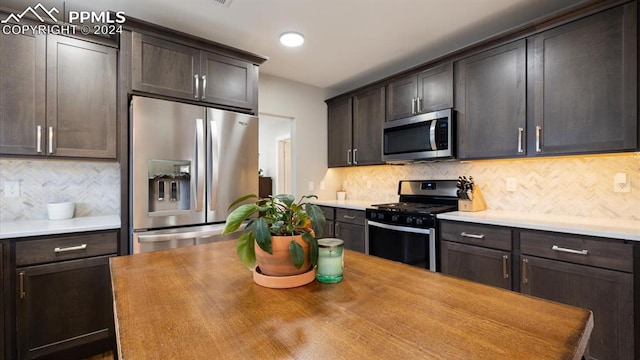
[440,220,637,360]
[440,241,511,290]
[16,255,115,360]
[318,206,335,238]
[335,222,365,253]
[521,255,634,360]
[323,220,335,238]
[335,208,366,253]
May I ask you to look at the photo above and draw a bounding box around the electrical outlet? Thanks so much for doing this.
[506,178,517,192]
[308,181,314,191]
[4,181,20,198]
[613,172,631,193]
[319,181,325,190]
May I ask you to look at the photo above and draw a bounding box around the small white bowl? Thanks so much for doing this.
[47,202,75,220]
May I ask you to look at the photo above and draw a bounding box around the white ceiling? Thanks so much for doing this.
[4,0,587,94]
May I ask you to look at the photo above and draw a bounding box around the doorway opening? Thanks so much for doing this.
[276,136,292,194]
[258,113,293,196]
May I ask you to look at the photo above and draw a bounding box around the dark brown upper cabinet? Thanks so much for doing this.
[0,20,46,156]
[456,1,637,160]
[131,32,258,114]
[327,87,385,167]
[327,96,352,167]
[528,1,637,156]
[455,40,527,159]
[0,30,117,159]
[386,62,453,121]
[47,35,117,159]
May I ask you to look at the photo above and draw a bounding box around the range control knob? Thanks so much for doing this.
[391,214,399,222]
[406,216,414,225]
[415,217,423,226]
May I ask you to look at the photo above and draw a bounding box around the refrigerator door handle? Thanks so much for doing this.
[195,118,205,212]
[209,119,219,211]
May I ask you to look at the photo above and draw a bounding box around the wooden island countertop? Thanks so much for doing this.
[110,240,593,360]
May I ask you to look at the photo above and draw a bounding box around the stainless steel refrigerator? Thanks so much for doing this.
[130,96,258,253]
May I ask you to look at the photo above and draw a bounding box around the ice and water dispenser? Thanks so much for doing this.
[148,160,191,213]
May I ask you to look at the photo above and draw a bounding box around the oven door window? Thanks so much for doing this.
[368,224,429,268]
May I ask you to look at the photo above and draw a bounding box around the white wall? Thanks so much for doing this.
[259,74,340,199]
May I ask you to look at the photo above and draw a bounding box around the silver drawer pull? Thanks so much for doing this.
[343,215,356,220]
[54,244,88,253]
[460,232,484,239]
[551,245,588,256]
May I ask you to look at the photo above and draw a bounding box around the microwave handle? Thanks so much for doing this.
[429,120,437,150]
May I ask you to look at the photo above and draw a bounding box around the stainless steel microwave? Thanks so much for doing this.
[382,108,454,163]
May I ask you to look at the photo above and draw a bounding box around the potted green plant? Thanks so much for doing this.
[222,194,326,277]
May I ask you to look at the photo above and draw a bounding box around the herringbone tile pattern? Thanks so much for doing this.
[338,153,640,220]
[0,159,120,221]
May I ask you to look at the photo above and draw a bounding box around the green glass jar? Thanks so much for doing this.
[316,238,344,283]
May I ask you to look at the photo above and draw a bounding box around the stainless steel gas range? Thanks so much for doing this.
[365,180,459,271]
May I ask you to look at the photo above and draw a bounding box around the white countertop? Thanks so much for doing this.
[0,215,121,239]
[438,210,640,241]
[313,199,373,211]
[313,199,639,241]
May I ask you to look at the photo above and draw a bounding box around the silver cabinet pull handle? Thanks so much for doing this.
[347,149,352,165]
[517,127,524,153]
[48,126,54,154]
[502,255,509,279]
[417,97,422,113]
[194,74,200,99]
[353,148,358,165]
[19,271,25,299]
[521,258,528,284]
[411,98,416,114]
[36,125,43,153]
[201,75,207,100]
[54,244,87,253]
[460,232,484,239]
[343,215,356,220]
[535,125,542,153]
[551,245,588,256]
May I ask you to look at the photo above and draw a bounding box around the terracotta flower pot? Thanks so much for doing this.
[255,234,310,276]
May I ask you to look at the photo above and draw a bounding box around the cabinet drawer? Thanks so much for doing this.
[335,208,365,225]
[520,230,633,273]
[440,221,512,251]
[16,231,118,266]
[318,206,335,221]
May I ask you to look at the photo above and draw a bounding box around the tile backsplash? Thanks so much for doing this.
[333,153,640,221]
[0,159,120,221]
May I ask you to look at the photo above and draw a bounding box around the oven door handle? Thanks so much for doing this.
[367,220,432,235]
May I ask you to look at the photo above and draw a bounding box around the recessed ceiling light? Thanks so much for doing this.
[280,32,304,47]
